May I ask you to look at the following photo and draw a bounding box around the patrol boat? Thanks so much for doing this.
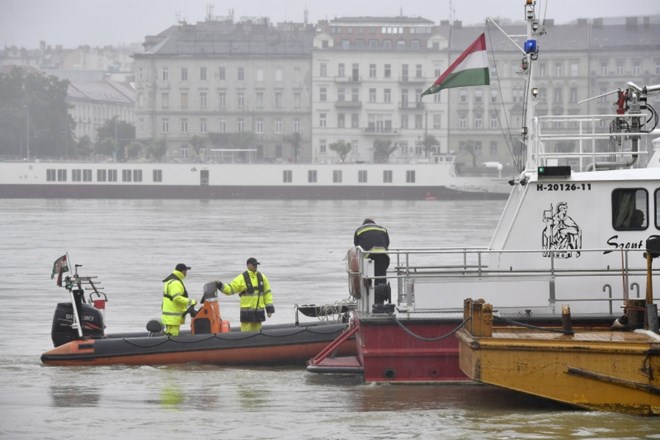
[41,269,355,367]
[308,0,660,383]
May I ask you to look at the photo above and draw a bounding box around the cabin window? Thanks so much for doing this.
[406,170,416,183]
[133,170,143,182]
[200,170,209,186]
[72,169,82,182]
[656,189,660,229]
[47,169,56,181]
[333,170,343,183]
[358,170,368,183]
[153,169,162,183]
[57,169,67,182]
[283,170,292,183]
[612,188,648,230]
[108,170,117,182]
[122,170,132,182]
[97,169,107,182]
[83,170,92,182]
[308,170,317,183]
[383,170,393,183]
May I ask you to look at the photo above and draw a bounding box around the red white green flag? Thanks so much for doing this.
[51,254,69,287]
[421,33,489,97]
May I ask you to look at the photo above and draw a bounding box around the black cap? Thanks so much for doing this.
[246,257,260,266]
[175,263,191,272]
[363,218,375,225]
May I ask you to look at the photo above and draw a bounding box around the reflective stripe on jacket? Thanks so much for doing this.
[161,270,194,325]
[354,223,390,251]
[221,269,275,323]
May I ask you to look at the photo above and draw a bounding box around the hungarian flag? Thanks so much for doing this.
[51,255,69,287]
[421,33,490,96]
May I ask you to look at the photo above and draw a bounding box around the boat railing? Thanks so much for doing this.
[531,113,651,171]
[350,246,654,317]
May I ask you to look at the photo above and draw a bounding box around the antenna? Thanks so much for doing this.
[206,4,214,21]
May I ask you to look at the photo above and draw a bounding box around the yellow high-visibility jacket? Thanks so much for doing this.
[161,270,195,326]
[221,269,274,323]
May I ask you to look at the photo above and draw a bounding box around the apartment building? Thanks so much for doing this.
[132,17,314,162]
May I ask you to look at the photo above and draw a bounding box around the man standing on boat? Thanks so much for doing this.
[161,263,196,337]
[354,218,391,304]
[216,257,275,332]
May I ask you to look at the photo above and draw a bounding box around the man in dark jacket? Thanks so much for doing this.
[354,218,390,287]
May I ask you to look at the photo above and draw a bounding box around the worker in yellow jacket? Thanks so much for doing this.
[161,263,196,336]
[217,257,275,332]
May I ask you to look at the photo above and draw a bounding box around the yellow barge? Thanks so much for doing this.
[457,298,660,415]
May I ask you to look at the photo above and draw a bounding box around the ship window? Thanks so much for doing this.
[283,170,292,183]
[72,169,82,182]
[383,170,393,183]
[122,169,132,182]
[108,170,117,182]
[200,170,209,186]
[47,169,56,181]
[57,169,67,182]
[612,188,648,230]
[153,169,162,183]
[358,170,368,183]
[83,170,92,182]
[308,170,317,183]
[133,169,142,182]
[406,170,416,183]
[333,170,343,183]
[97,169,107,182]
[655,189,660,230]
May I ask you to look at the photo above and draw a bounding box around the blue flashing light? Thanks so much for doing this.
[524,39,537,54]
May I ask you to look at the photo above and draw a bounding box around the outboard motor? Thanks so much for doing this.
[51,302,105,347]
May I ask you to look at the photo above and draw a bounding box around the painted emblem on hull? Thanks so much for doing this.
[542,202,582,258]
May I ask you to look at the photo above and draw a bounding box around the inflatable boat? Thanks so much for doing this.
[41,269,356,367]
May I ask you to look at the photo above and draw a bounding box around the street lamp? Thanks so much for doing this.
[23,105,30,160]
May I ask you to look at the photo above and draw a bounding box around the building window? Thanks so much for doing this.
[218,92,225,109]
[275,92,283,109]
[400,114,408,129]
[275,119,283,134]
[238,67,245,81]
[554,63,563,76]
[180,92,188,110]
[256,118,264,134]
[237,92,245,108]
[369,88,376,103]
[319,113,327,127]
[161,118,169,133]
[138,118,144,134]
[200,119,207,133]
[257,92,264,108]
[337,88,345,102]
[458,118,467,129]
[180,119,188,134]
[369,64,376,78]
[633,61,641,76]
[474,117,483,129]
[600,62,608,76]
[351,88,359,102]
[256,68,264,82]
[338,63,345,78]
[320,87,327,102]
[351,113,359,128]
[415,114,423,129]
[459,90,468,103]
[162,66,168,81]
[200,92,207,109]
[319,140,327,154]
[161,92,169,109]
[433,114,442,129]
[490,141,498,155]
[384,89,391,103]
[218,119,226,133]
[338,113,345,128]
[219,67,226,80]
[616,62,624,76]
[474,90,483,103]
[293,92,301,109]
[283,170,292,183]
[415,64,422,78]
[181,67,188,81]
[293,119,301,133]
[384,64,391,78]
[275,68,283,81]
[238,118,245,132]
[569,87,578,103]
[358,170,367,183]
[200,67,207,81]
[320,63,327,77]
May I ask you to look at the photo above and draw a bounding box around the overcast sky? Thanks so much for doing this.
[1,0,659,49]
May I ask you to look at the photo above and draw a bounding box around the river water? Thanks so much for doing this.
[1,199,658,439]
